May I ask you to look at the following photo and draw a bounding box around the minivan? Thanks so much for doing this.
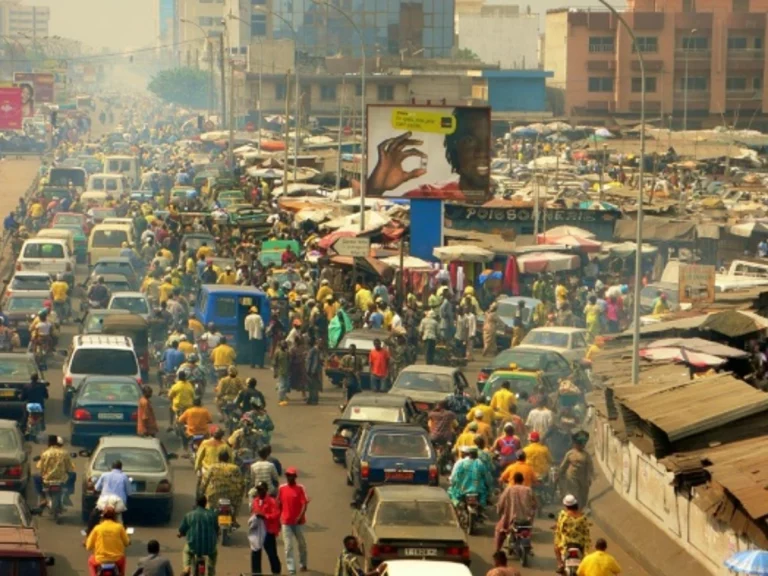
[16,238,75,285]
[34,229,76,262]
[87,173,129,199]
[87,223,134,266]
[104,155,140,187]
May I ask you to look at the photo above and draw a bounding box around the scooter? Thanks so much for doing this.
[25,403,45,442]
[43,482,64,524]
[217,498,235,546]
[81,528,135,576]
[564,544,583,576]
[507,521,534,567]
[455,493,482,535]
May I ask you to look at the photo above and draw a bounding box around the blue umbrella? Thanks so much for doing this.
[479,270,502,285]
[725,550,768,575]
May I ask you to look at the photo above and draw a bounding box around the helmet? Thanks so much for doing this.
[97,275,105,283]
[187,353,199,363]
[56,273,64,281]
[207,322,215,329]
[228,365,238,377]
[177,369,188,380]
[179,334,187,341]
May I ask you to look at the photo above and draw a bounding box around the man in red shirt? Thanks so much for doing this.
[250,481,281,575]
[277,467,309,575]
[368,338,391,393]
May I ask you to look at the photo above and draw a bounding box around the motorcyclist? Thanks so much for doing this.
[30,309,54,357]
[234,377,266,414]
[87,276,110,309]
[50,273,70,320]
[195,428,233,478]
[177,334,195,356]
[148,308,168,344]
[448,445,493,508]
[0,318,17,352]
[554,494,591,573]
[209,336,237,370]
[94,459,133,516]
[523,430,554,479]
[85,506,130,576]
[199,322,223,353]
[37,435,75,508]
[167,370,195,433]
[180,353,206,394]
[215,365,245,419]
[444,386,475,430]
[228,413,265,458]
[241,404,274,447]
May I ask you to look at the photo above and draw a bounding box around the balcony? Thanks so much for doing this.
[727,48,765,60]
[724,89,762,101]
[630,59,664,73]
[629,100,662,112]
[674,12,713,30]
[587,60,616,71]
[727,13,767,30]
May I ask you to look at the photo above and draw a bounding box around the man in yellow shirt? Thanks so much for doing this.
[467,403,495,427]
[196,242,214,260]
[490,380,516,420]
[178,335,195,356]
[194,428,233,474]
[523,431,553,478]
[355,284,373,312]
[178,397,213,439]
[158,276,175,304]
[188,313,204,341]
[499,450,537,487]
[210,336,237,367]
[29,201,44,219]
[453,422,479,456]
[466,409,494,446]
[316,279,333,305]
[168,372,195,427]
[578,538,621,576]
[85,507,129,575]
[217,265,237,285]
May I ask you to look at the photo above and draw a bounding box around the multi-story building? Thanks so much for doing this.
[177,0,227,65]
[270,0,455,59]
[545,0,768,123]
[0,0,49,40]
[457,3,540,68]
[223,0,271,57]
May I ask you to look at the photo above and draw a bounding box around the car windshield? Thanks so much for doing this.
[0,503,22,526]
[491,350,544,371]
[484,374,540,399]
[84,314,110,333]
[11,277,50,291]
[93,447,166,473]
[497,302,533,323]
[94,263,132,276]
[375,501,458,527]
[110,297,148,315]
[6,297,46,312]
[523,331,569,348]
[92,230,128,248]
[337,335,378,350]
[70,349,137,376]
[55,215,81,225]
[0,358,35,380]
[369,433,430,458]
[343,405,404,423]
[184,237,213,251]
[106,281,131,293]
[0,429,20,451]
[80,381,140,403]
[393,372,453,394]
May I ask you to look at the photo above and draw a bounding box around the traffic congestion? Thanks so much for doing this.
[0,96,651,576]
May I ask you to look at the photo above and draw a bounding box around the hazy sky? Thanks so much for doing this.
[29,0,155,50]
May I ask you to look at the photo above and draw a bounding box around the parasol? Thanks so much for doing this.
[379,255,433,271]
[479,269,503,285]
[594,127,614,138]
[639,347,727,368]
[546,226,596,239]
[516,252,580,274]
[433,245,495,263]
[537,234,602,253]
[725,550,768,575]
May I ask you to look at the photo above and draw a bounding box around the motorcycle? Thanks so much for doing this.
[533,466,559,515]
[25,403,44,442]
[564,544,583,576]
[43,482,64,523]
[217,498,234,546]
[222,402,241,435]
[455,493,482,535]
[214,365,228,380]
[83,527,134,576]
[53,300,70,323]
[188,434,206,459]
[507,521,534,567]
[435,440,455,476]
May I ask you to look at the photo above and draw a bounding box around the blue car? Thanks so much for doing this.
[345,423,438,505]
[70,376,141,448]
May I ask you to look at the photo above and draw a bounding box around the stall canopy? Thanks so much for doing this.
[516,251,580,273]
[329,256,393,282]
[537,234,602,253]
[729,221,768,238]
[614,215,696,242]
[433,245,495,263]
[545,225,596,239]
[380,255,433,271]
[701,310,768,337]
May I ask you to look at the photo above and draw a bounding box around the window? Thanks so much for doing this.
[754,77,763,90]
[726,77,747,91]
[683,0,696,12]
[728,37,748,51]
[632,77,657,92]
[756,37,764,50]
[733,0,750,12]
[251,14,266,36]
[198,17,216,27]
[682,37,708,51]
[679,76,708,91]
[355,82,363,97]
[320,84,337,102]
[23,242,64,258]
[70,349,138,376]
[214,296,236,317]
[275,82,286,100]
[588,36,615,53]
[91,229,128,248]
[588,77,614,92]
[633,37,658,53]
[377,85,395,101]
[368,433,431,458]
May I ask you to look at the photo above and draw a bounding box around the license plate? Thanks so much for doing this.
[0,390,15,398]
[566,559,581,567]
[218,515,232,526]
[385,470,414,482]
[404,548,437,557]
[97,413,124,420]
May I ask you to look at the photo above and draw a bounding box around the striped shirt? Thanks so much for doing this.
[178,507,219,556]
[250,460,279,495]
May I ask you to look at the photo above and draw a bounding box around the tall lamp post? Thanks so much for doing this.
[254,5,299,180]
[311,0,367,231]
[228,13,263,153]
[683,28,697,132]
[181,19,215,118]
[597,0,646,385]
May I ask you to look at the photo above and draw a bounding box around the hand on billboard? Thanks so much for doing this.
[367,131,427,194]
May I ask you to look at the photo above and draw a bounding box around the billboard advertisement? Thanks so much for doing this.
[366,104,491,203]
[679,264,716,304]
[0,87,23,130]
[14,72,55,105]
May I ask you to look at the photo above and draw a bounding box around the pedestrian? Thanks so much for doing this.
[250,445,280,497]
[335,535,379,576]
[137,386,158,437]
[306,338,323,405]
[289,335,308,399]
[200,451,245,527]
[486,550,521,576]
[368,338,390,393]
[277,467,309,575]
[559,432,594,512]
[244,306,265,368]
[133,539,174,576]
[483,303,500,357]
[249,481,282,576]
[578,538,622,576]
[419,310,438,365]
[178,495,219,576]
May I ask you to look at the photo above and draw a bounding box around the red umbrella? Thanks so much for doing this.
[318,230,357,251]
[536,234,602,253]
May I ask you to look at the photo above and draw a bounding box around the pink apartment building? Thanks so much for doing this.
[544,0,768,125]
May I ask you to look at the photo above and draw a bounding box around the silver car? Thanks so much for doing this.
[81,436,176,524]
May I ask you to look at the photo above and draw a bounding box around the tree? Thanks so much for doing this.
[455,48,480,61]
[148,67,208,109]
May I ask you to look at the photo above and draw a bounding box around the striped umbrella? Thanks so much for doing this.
[725,551,768,575]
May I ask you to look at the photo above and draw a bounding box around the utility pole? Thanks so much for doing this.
[228,59,235,171]
[336,77,345,191]
[283,71,291,196]
[208,41,214,118]
[219,33,226,127]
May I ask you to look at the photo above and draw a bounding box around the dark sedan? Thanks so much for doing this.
[330,394,426,464]
[0,420,31,493]
[70,376,141,448]
[0,353,42,426]
[5,292,49,347]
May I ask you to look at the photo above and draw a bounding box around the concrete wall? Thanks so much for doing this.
[458,12,539,69]
[409,75,471,104]
[486,75,549,112]
[543,11,568,91]
[593,412,757,576]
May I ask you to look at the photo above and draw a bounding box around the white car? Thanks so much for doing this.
[107,291,151,320]
[16,238,75,284]
[4,271,52,299]
[520,327,590,363]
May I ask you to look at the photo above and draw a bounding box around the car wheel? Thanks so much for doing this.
[332,455,344,464]
[346,471,353,486]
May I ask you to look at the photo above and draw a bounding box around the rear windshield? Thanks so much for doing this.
[93,447,166,473]
[6,297,46,312]
[375,501,458,527]
[55,214,81,226]
[0,503,23,526]
[80,380,140,402]
[11,276,51,291]
[393,372,453,394]
[369,432,430,458]
[110,297,148,315]
[23,243,64,259]
[524,331,569,348]
[0,559,44,576]
[92,230,128,248]
[343,405,404,423]
[90,179,104,190]
[0,358,35,380]
[0,429,20,451]
[70,349,137,376]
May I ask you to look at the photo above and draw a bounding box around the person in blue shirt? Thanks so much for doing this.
[94,459,133,510]
[161,341,185,377]
[368,305,384,329]
[3,211,18,235]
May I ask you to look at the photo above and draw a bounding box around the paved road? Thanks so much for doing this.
[0,160,650,576]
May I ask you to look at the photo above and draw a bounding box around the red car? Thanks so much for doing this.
[51,212,90,235]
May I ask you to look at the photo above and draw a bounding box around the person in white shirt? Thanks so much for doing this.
[244,306,265,369]
[526,399,554,438]
[390,309,403,331]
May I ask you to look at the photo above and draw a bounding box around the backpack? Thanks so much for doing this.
[497,436,519,468]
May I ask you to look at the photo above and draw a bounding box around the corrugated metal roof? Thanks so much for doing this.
[613,374,768,442]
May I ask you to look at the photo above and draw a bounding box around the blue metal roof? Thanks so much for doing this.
[482,70,554,79]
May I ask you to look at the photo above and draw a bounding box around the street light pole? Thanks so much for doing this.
[683,28,697,132]
[228,13,263,153]
[312,0,367,231]
[598,0,645,385]
[181,19,214,118]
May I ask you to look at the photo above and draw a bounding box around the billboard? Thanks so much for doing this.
[679,264,716,305]
[0,88,23,130]
[366,104,491,203]
[13,72,55,105]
